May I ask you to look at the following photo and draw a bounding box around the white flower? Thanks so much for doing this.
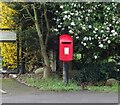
[57,19,60,22]
[83,43,87,46]
[113,32,118,36]
[87,14,90,16]
[56,10,58,13]
[107,40,111,44]
[75,33,77,36]
[88,9,92,13]
[58,25,61,28]
[106,27,110,30]
[93,31,96,33]
[112,17,115,21]
[81,6,83,9]
[85,17,88,21]
[99,41,101,44]
[95,28,98,31]
[82,26,86,30]
[60,5,63,9]
[116,21,119,24]
[54,29,58,32]
[78,18,81,21]
[113,20,115,23]
[106,37,108,40]
[68,26,71,29]
[106,10,109,13]
[79,11,82,14]
[101,30,104,33]
[107,7,110,10]
[63,17,65,20]
[103,38,106,42]
[81,15,83,18]
[83,37,88,41]
[109,24,112,26]
[74,4,76,7]
[98,37,101,39]
[111,30,115,33]
[110,34,113,36]
[71,3,74,6]
[104,23,106,25]
[70,13,74,15]
[69,30,74,34]
[76,36,79,39]
[88,25,92,28]
[71,22,75,26]
[95,34,98,37]
[117,69,119,72]
[99,44,104,48]
[75,12,79,16]
[89,37,92,40]
[63,11,68,14]
[68,15,70,18]
[94,55,98,59]
[64,15,68,19]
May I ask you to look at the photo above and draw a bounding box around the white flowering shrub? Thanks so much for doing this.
[53,2,120,63]
[52,2,120,82]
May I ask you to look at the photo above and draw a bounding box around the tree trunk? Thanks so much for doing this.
[49,51,56,72]
[32,4,51,78]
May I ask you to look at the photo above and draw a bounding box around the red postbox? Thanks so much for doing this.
[59,34,73,61]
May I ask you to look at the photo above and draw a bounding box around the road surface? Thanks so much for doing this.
[1,79,119,104]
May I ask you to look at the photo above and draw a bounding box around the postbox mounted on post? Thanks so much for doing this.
[59,34,73,62]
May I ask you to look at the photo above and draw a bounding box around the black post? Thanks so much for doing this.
[63,62,69,84]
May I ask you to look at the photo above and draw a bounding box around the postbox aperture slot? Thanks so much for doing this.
[62,42,71,44]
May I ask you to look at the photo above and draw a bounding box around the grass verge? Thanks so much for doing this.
[23,76,81,91]
[87,84,119,92]
[16,74,119,92]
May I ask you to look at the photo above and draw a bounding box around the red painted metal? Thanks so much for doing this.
[59,34,73,61]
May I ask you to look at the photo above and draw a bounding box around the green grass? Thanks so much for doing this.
[87,84,119,92]
[24,76,81,91]
[18,75,119,92]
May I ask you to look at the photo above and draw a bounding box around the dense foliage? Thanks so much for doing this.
[18,27,43,72]
[0,2,16,29]
[52,2,120,82]
[1,42,17,69]
[0,3,17,69]
[1,2,119,82]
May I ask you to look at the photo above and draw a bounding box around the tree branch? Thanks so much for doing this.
[43,3,50,46]
[22,4,35,21]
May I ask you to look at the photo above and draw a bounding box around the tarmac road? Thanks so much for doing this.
[1,79,119,104]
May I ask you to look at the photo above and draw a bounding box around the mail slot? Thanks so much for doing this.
[59,34,73,61]
[62,42,71,44]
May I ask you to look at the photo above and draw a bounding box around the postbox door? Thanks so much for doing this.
[64,47,69,55]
